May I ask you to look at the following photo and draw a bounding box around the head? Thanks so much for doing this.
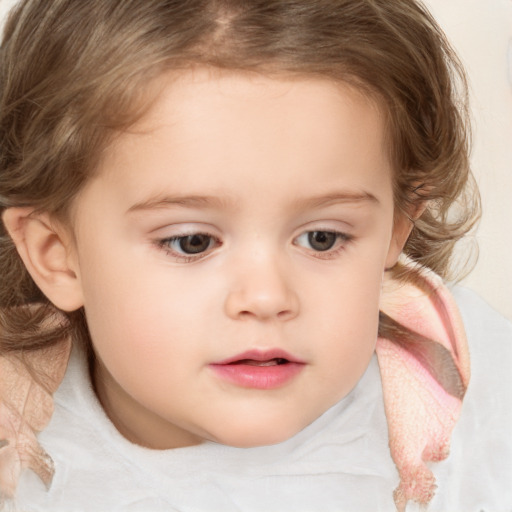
[0,0,479,448]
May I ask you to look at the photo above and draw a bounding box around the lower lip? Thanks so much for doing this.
[209,362,305,390]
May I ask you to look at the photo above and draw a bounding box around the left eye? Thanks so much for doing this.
[163,234,215,255]
[295,231,346,252]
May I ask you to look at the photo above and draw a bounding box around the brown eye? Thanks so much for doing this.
[158,232,222,261]
[178,234,212,254]
[307,231,337,251]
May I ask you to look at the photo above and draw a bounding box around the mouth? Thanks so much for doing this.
[233,358,289,367]
[212,349,305,366]
[209,349,306,390]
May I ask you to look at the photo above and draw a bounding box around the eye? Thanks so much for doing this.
[158,233,219,258]
[305,231,337,251]
[294,230,351,254]
[174,234,212,254]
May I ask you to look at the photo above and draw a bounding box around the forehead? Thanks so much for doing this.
[132,67,386,142]
[81,67,392,214]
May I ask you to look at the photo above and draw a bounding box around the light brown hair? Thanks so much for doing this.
[0,0,480,352]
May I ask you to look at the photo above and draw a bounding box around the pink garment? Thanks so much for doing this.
[0,337,71,498]
[377,258,469,510]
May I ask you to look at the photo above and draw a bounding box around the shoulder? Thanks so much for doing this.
[452,285,512,340]
[451,285,512,422]
[431,286,512,511]
[451,285,512,385]
[14,344,154,511]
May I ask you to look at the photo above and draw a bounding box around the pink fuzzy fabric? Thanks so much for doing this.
[377,258,470,511]
[0,337,71,499]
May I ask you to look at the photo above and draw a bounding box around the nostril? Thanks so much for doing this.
[277,309,295,320]
[224,285,299,321]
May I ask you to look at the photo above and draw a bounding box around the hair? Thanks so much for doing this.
[0,0,480,353]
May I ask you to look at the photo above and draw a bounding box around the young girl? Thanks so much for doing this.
[0,1,511,511]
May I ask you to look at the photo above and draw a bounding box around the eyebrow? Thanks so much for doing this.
[126,189,379,214]
[127,194,231,213]
[291,190,379,210]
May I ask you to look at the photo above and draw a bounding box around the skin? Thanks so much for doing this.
[17,69,410,449]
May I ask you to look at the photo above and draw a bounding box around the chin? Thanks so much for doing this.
[212,421,305,448]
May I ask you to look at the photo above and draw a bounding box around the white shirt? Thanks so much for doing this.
[11,287,512,512]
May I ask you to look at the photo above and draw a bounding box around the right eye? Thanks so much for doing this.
[157,233,220,261]
[169,234,213,254]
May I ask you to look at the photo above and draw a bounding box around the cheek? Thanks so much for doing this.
[78,243,224,388]
[78,253,178,371]
[304,256,383,389]
[319,291,379,364]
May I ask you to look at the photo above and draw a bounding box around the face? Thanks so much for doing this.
[69,68,402,449]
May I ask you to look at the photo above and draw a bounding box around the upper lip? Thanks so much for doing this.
[211,349,306,365]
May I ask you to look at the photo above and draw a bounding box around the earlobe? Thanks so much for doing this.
[2,208,84,311]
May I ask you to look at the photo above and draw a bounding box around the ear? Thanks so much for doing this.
[2,208,84,311]
[385,201,428,269]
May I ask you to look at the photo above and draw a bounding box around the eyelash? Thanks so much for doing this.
[155,229,353,263]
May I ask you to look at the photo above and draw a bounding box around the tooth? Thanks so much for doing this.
[243,359,279,367]
[232,358,291,367]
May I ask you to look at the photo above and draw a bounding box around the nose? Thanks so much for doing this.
[224,254,299,322]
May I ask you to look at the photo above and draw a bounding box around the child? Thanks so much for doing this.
[0,0,511,511]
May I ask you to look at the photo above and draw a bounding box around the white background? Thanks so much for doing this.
[1,0,511,320]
